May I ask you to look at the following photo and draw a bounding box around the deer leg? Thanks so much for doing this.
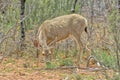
[47,37,58,60]
[41,43,51,62]
[38,31,51,62]
[48,37,57,47]
[36,43,50,66]
[38,42,50,63]
[73,34,83,68]
[77,39,84,68]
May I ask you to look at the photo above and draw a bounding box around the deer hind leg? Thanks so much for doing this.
[73,33,83,68]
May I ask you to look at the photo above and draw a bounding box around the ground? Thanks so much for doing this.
[0,57,114,80]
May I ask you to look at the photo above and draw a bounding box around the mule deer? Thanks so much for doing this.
[35,14,88,67]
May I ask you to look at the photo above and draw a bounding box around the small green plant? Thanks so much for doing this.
[64,74,82,80]
[94,48,116,69]
[46,62,57,69]
[67,74,95,80]
[4,67,14,72]
[3,58,15,64]
[69,49,78,57]
[110,73,120,80]
[72,74,82,80]
[59,58,73,66]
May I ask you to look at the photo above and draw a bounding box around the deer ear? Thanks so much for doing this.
[33,40,39,47]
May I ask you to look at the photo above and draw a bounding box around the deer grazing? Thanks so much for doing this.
[35,14,88,67]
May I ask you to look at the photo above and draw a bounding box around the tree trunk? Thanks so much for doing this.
[118,0,120,13]
[71,0,78,13]
[0,0,5,14]
[117,0,120,74]
[20,0,26,50]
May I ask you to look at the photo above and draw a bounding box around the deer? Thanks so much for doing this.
[34,14,88,67]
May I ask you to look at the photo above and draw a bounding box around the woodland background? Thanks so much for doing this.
[0,0,120,80]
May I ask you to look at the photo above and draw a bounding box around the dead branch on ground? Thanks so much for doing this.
[34,66,108,72]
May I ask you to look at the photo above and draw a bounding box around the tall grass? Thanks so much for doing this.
[24,0,78,30]
[94,48,116,69]
[1,0,79,31]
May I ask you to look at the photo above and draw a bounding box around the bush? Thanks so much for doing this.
[59,58,73,66]
[94,48,116,69]
[46,62,57,69]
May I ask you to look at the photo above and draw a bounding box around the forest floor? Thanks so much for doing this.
[0,57,114,80]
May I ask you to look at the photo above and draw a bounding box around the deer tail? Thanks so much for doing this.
[85,27,87,33]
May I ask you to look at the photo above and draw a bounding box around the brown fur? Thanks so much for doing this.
[37,14,88,67]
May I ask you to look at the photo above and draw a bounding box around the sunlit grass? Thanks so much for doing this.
[94,48,116,69]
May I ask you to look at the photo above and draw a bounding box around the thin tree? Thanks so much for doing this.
[116,0,120,73]
[20,0,26,50]
[118,0,120,14]
[71,0,78,13]
[0,0,5,14]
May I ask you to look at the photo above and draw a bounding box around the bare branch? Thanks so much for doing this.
[0,21,18,44]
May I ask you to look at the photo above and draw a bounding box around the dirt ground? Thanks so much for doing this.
[0,57,115,80]
[0,69,114,80]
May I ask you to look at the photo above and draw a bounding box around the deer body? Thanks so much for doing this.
[37,14,87,67]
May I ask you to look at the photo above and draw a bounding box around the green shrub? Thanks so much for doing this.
[110,73,120,80]
[94,48,116,69]
[59,58,73,66]
[46,62,57,69]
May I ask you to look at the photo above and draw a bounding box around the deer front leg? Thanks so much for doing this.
[38,31,51,62]
[77,39,83,68]
[73,34,83,68]
[41,41,51,63]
